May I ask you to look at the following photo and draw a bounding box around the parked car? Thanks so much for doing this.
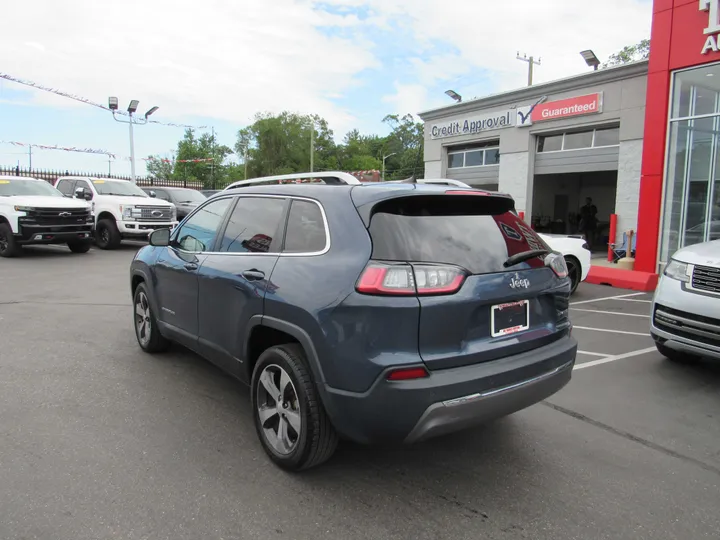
[130,172,577,470]
[140,187,207,220]
[651,238,720,363]
[0,175,93,257]
[55,177,178,249]
[201,190,221,197]
[412,179,590,293]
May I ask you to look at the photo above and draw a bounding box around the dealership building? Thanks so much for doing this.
[419,60,648,251]
[419,0,720,280]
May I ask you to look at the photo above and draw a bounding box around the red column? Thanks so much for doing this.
[608,213,617,262]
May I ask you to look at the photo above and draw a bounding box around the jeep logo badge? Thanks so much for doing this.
[509,273,530,289]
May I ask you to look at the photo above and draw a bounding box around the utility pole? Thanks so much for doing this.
[210,126,215,189]
[108,155,112,177]
[28,145,32,171]
[382,153,396,181]
[516,52,541,86]
[310,124,314,174]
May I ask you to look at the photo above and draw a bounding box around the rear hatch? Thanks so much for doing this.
[355,190,570,371]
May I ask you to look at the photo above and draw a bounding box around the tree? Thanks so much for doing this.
[603,39,650,68]
[381,114,425,180]
[146,153,175,182]
[174,129,233,189]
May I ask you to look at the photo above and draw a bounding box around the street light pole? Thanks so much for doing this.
[310,125,314,174]
[108,97,159,183]
[382,152,396,181]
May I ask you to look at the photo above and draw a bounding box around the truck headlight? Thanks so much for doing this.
[664,259,690,283]
[14,205,35,214]
[121,205,143,221]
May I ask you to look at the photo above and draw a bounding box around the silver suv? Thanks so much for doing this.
[651,239,720,362]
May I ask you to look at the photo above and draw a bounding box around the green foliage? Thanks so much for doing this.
[146,153,174,182]
[603,39,650,68]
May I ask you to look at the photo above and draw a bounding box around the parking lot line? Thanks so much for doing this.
[570,292,647,306]
[573,346,657,370]
[571,308,650,318]
[577,350,610,358]
[610,298,652,304]
[573,326,649,337]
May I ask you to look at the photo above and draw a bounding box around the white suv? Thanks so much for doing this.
[0,175,93,257]
[55,177,178,250]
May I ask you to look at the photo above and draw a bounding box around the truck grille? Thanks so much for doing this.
[691,265,720,294]
[654,304,720,348]
[136,206,172,222]
[23,207,91,226]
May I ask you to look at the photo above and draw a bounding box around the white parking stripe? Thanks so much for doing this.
[610,298,652,304]
[573,326,649,337]
[573,347,657,370]
[571,308,650,318]
[570,292,646,306]
[577,350,610,358]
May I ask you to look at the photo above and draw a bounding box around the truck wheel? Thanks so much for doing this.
[95,219,121,250]
[251,344,338,471]
[67,240,92,253]
[133,282,170,353]
[0,223,22,258]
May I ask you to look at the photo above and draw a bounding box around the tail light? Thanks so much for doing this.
[546,253,568,279]
[356,262,466,296]
[387,367,429,381]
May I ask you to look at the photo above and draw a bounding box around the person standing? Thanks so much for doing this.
[579,197,598,249]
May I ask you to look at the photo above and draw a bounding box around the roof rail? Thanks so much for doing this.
[224,171,361,190]
[386,178,473,188]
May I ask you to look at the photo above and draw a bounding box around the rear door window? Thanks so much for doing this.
[218,197,286,253]
[283,199,327,253]
[368,195,548,274]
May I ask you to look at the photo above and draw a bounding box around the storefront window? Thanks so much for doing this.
[661,63,720,262]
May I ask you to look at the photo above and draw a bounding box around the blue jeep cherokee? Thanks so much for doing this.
[130,172,577,470]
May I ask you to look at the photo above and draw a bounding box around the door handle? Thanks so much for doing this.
[184,262,198,271]
[242,269,265,281]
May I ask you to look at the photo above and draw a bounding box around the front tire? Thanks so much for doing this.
[655,342,700,365]
[68,240,91,253]
[133,282,170,353]
[251,344,338,471]
[0,223,22,258]
[565,256,581,294]
[96,219,121,250]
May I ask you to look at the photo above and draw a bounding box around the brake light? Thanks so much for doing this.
[387,367,429,381]
[356,262,466,296]
[445,190,489,196]
[546,253,569,279]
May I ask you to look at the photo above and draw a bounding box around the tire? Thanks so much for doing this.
[0,223,22,258]
[251,344,338,471]
[565,256,581,295]
[95,219,121,250]
[67,240,91,254]
[655,342,700,365]
[133,282,170,353]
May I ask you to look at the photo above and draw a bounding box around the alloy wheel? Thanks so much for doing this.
[256,364,302,455]
[101,227,110,245]
[135,292,152,346]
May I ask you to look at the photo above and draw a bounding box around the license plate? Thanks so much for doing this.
[491,300,530,337]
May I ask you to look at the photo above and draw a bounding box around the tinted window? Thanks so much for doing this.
[57,179,75,196]
[152,189,171,202]
[284,200,327,253]
[174,198,231,252]
[219,197,286,253]
[368,195,549,275]
[448,153,464,168]
[594,127,620,147]
[563,130,593,150]
[537,134,562,152]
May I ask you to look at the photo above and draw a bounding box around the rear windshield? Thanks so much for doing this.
[368,195,549,274]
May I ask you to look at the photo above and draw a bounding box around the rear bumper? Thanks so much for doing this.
[321,334,577,444]
[18,224,93,245]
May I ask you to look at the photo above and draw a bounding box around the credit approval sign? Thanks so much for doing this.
[530,93,603,123]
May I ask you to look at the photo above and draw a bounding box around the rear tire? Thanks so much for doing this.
[133,282,170,353]
[565,256,581,294]
[96,219,121,250]
[655,342,700,365]
[251,344,338,471]
[0,223,22,258]
[68,240,91,254]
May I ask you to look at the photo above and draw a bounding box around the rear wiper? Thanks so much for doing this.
[504,249,550,268]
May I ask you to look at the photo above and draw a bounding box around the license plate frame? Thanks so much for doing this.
[490,299,530,338]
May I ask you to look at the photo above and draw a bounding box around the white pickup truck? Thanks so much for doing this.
[0,175,94,257]
[54,177,178,249]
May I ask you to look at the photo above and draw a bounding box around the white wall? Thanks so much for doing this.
[498,152,530,213]
[615,139,643,244]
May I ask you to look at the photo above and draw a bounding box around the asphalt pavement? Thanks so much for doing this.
[1,244,719,540]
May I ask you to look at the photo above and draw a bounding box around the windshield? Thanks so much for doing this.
[0,178,63,197]
[171,189,207,204]
[92,179,149,197]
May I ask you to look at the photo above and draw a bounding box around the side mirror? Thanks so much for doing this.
[75,187,92,201]
[149,191,157,198]
[149,228,171,247]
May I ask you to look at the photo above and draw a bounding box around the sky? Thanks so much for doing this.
[0,0,652,177]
